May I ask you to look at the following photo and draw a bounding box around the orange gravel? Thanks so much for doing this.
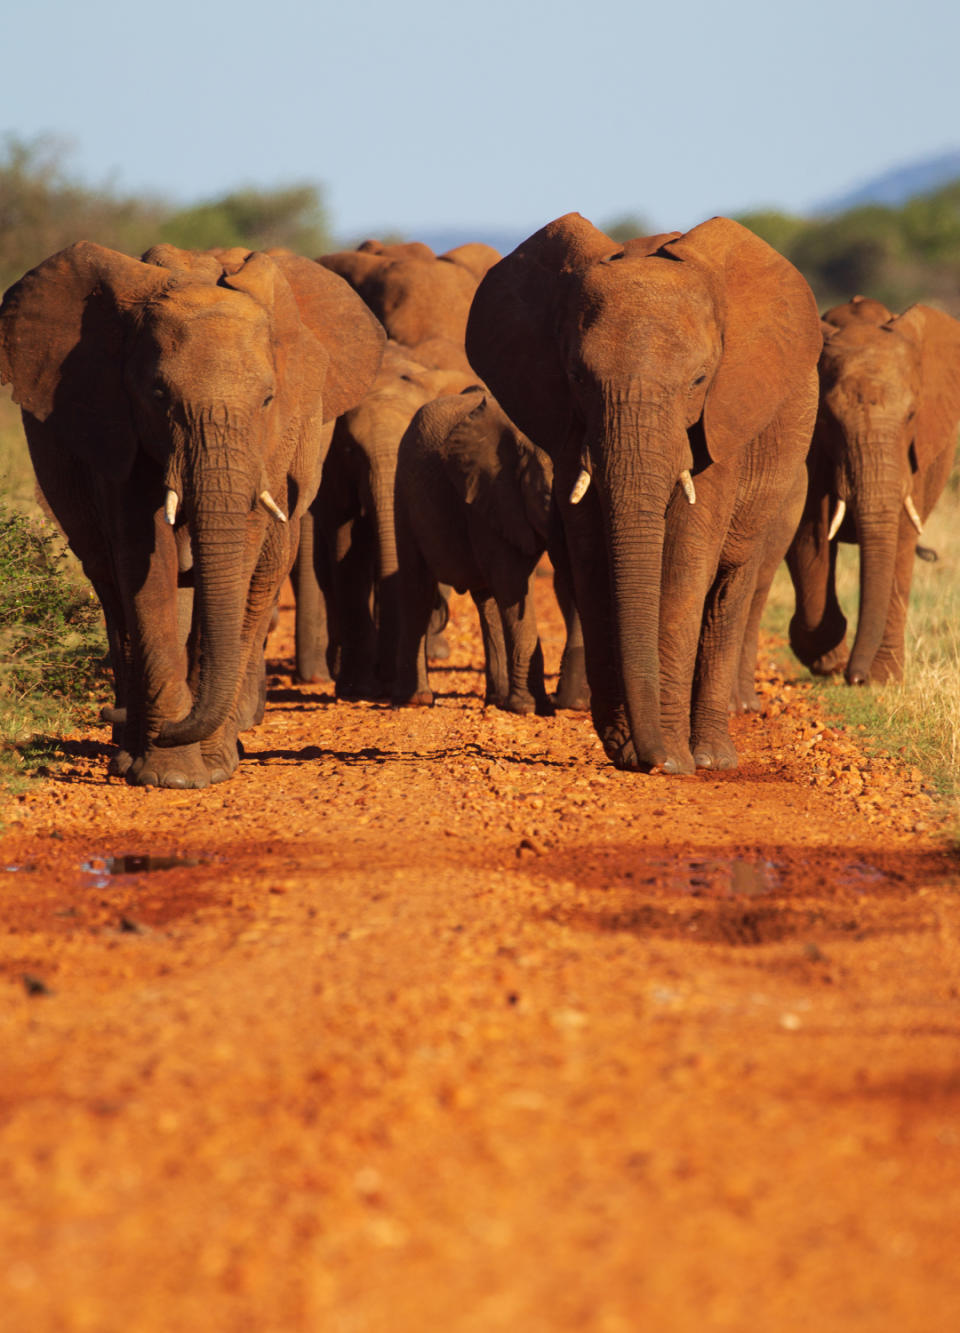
[2,572,959,1333]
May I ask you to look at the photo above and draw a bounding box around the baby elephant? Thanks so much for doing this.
[394,386,586,715]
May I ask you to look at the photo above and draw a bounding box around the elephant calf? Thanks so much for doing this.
[393,386,587,715]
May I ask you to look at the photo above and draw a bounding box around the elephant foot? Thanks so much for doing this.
[237,667,267,730]
[201,734,241,785]
[811,646,848,676]
[109,748,135,778]
[691,735,738,771]
[131,741,210,790]
[392,689,435,708]
[655,734,697,775]
[502,693,539,717]
[554,687,591,711]
[555,650,589,711]
[296,668,333,686]
[601,726,673,774]
[861,649,904,685]
[729,686,762,714]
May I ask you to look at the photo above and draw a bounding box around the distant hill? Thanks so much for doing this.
[816,148,960,214]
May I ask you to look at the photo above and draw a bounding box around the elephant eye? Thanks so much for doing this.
[152,383,167,401]
[691,373,707,388]
[262,392,275,408]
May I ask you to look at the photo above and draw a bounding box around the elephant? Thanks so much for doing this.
[786,294,960,684]
[465,213,822,774]
[393,386,589,716]
[290,237,502,685]
[298,341,476,698]
[317,239,500,375]
[0,241,385,787]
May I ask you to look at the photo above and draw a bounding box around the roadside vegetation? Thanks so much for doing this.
[765,484,960,810]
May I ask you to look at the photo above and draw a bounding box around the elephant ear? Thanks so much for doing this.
[466,213,617,454]
[662,218,821,463]
[255,250,386,422]
[822,295,893,328]
[0,241,173,480]
[141,244,226,281]
[440,242,502,282]
[317,248,385,290]
[889,304,960,473]
[444,391,544,556]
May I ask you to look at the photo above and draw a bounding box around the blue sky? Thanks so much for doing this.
[4,0,957,246]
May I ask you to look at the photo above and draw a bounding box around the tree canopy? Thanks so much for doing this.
[0,136,332,293]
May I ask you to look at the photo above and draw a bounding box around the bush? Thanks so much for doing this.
[0,501,107,735]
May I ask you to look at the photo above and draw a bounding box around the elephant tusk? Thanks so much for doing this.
[904,495,923,535]
[259,490,288,523]
[569,469,591,505]
[164,489,179,526]
[827,498,846,541]
[679,470,696,505]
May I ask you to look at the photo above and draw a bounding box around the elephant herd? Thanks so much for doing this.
[1,217,959,788]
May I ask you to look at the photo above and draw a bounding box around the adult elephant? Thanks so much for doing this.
[318,239,500,375]
[0,241,384,787]
[304,342,475,698]
[466,213,821,774]
[787,294,960,684]
[394,385,588,715]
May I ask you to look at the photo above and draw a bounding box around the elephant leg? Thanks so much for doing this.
[656,471,739,773]
[732,563,775,715]
[689,557,763,769]
[555,451,633,765]
[335,515,380,700]
[393,523,436,708]
[426,584,453,661]
[498,582,553,716]
[549,523,589,711]
[733,479,807,713]
[870,510,918,683]
[472,591,508,706]
[292,508,332,685]
[786,502,849,675]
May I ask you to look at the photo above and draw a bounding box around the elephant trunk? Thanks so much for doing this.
[596,398,678,767]
[369,453,400,688]
[846,505,899,685]
[157,420,257,746]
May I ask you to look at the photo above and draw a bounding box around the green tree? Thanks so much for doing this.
[159,184,331,256]
[0,134,162,291]
[601,213,653,243]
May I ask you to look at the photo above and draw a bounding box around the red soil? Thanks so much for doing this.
[1,574,959,1332]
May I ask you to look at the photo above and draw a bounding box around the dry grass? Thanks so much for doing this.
[764,482,960,804]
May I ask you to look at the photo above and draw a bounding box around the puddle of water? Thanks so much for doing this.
[837,861,889,894]
[81,854,203,879]
[664,856,780,898]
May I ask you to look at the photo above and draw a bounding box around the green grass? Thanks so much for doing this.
[763,486,960,806]
[0,393,108,797]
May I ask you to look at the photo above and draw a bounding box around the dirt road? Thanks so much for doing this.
[2,576,959,1332]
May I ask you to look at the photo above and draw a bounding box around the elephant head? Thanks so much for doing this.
[318,239,500,374]
[792,296,960,684]
[466,213,821,770]
[0,241,384,760]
